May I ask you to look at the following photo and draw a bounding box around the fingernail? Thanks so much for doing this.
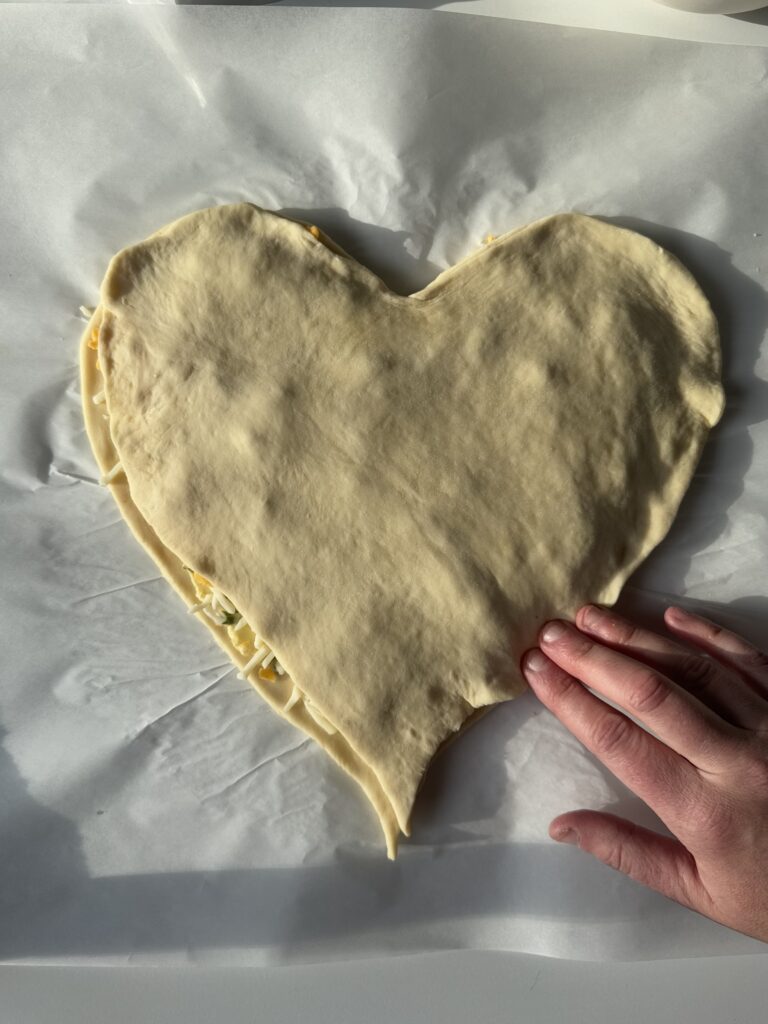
[667,605,690,623]
[580,604,605,631]
[524,649,549,674]
[552,826,578,845]
[541,620,567,645]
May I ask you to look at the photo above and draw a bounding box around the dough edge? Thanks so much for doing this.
[81,316,404,858]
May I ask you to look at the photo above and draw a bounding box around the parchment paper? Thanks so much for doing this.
[1,5,767,965]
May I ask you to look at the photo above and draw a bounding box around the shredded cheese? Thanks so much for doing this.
[253,642,270,663]
[203,605,227,626]
[283,685,302,713]
[188,593,213,614]
[183,570,287,684]
[99,461,123,485]
[80,305,96,319]
[239,642,270,679]
[238,652,262,679]
[212,588,236,614]
[92,389,106,405]
[304,700,337,735]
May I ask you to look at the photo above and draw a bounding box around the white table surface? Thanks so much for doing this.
[3,950,768,1022]
[2,1,766,1019]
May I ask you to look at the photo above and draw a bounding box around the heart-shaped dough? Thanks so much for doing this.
[81,204,723,856]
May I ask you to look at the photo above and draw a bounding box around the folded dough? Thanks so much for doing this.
[81,204,723,856]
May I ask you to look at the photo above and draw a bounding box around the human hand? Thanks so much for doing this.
[521,604,768,942]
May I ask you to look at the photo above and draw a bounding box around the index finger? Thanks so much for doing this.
[522,648,700,828]
[539,620,741,772]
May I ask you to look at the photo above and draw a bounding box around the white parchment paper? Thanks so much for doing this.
[1,5,767,964]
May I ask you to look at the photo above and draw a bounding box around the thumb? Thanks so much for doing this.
[550,810,704,911]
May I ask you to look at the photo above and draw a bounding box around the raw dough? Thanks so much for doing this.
[81,204,723,855]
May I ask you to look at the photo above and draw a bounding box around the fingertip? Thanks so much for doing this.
[550,809,588,839]
[665,606,696,636]
[665,605,691,626]
[522,648,550,676]
[576,603,604,630]
[540,619,569,646]
[550,821,579,845]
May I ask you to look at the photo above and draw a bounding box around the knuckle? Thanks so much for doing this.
[590,711,634,758]
[564,634,596,663]
[609,618,640,646]
[690,797,734,848]
[627,669,671,715]
[738,748,768,794]
[547,670,583,708]
[599,822,640,876]
[602,840,630,874]
[679,653,720,693]
[704,621,725,642]
[741,647,768,673]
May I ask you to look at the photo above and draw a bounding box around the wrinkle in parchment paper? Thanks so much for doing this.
[1,6,767,965]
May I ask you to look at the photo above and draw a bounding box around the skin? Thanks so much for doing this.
[521,604,768,943]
